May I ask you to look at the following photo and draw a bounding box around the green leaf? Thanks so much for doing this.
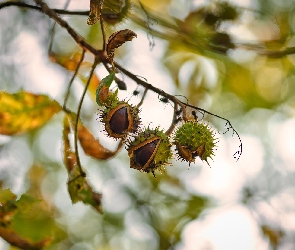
[101,71,116,88]
[0,227,50,250]
[0,91,62,135]
[96,71,115,106]
[14,194,41,214]
[67,166,103,214]
[0,189,17,204]
[0,189,63,249]
[0,189,18,227]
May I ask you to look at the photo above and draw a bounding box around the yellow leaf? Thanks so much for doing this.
[0,92,61,135]
[50,51,83,72]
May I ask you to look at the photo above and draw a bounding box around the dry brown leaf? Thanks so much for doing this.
[77,121,123,160]
[107,29,137,62]
[63,116,77,172]
[87,0,103,25]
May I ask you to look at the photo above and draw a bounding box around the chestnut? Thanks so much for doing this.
[127,128,172,175]
[129,138,160,170]
[101,102,140,139]
[107,105,130,136]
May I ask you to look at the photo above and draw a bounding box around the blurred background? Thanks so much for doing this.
[1,0,295,249]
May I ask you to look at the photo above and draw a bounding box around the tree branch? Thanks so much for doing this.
[2,1,295,58]
[33,0,98,55]
[0,1,88,15]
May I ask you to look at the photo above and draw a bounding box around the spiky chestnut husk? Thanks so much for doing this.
[174,121,217,165]
[100,91,140,139]
[126,127,172,174]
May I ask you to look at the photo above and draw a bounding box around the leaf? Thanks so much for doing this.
[65,113,121,160]
[100,71,116,88]
[0,92,61,135]
[49,51,84,71]
[0,189,55,249]
[0,191,41,222]
[0,189,18,226]
[0,189,17,204]
[106,29,137,62]
[96,71,115,106]
[68,172,103,213]
[87,0,103,25]
[14,194,41,214]
[77,120,123,160]
[63,115,103,213]
[0,227,50,250]
[261,225,284,249]
[63,115,77,173]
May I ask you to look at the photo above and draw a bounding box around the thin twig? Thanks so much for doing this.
[100,18,107,52]
[63,49,86,110]
[98,0,107,52]
[136,87,148,107]
[139,1,156,50]
[165,103,179,136]
[114,61,175,101]
[48,22,57,55]
[0,1,88,15]
[48,0,72,54]
[74,58,99,176]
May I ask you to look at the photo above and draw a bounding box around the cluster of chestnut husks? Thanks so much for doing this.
[97,78,217,175]
[174,121,217,165]
[126,127,172,174]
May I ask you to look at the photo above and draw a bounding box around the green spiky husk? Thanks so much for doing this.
[127,127,172,173]
[103,89,120,108]
[102,0,132,25]
[174,121,217,164]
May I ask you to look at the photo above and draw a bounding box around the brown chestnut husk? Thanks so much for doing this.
[100,101,140,139]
